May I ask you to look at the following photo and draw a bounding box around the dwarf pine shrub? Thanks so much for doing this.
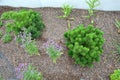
[1,9,45,39]
[110,69,120,80]
[64,24,105,67]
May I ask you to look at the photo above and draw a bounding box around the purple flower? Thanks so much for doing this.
[15,63,28,79]
[16,73,23,79]
[15,68,21,72]
[42,39,63,63]
[18,63,25,68]
[42,38,63,54]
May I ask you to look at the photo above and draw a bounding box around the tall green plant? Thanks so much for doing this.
[115,19,120,33]
[64,24,105,67]
[58,4,74,31]
[86,0,100,18]
[58,4,73,19]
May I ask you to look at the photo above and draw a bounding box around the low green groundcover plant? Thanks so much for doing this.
[64,24,105,67]
[115,44,120,55]
[24,64,43,80]
[25,41,39,55]
[1,9,45,39]
[0,30,3,38]
[0,75,4,80]
[15,63,43,80]
[110,69,120,80]
[0,21,3,27]
[2,33,12,43]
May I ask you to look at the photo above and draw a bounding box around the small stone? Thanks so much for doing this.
[118,29,120,34]
[80,79,85,80]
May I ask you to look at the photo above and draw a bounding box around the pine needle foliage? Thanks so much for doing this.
[1,9,45,39]
[64,24,105,67]
[110,69,120,80]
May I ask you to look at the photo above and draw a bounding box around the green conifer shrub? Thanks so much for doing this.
[64,24,105,67]
[110,69,120,80]
[1,9,45,39]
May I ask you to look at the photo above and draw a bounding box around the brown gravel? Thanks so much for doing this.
[0,6,120,80]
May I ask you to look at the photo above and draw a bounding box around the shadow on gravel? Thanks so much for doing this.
[0,52,18,80]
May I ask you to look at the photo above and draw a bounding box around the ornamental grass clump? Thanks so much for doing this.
[64,24,105,67]
[1,9,45,39]
[42,39,63,63]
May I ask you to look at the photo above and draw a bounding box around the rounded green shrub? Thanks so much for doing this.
[1,9,45,39]
[110,69,120,80]
[64,24,105,67]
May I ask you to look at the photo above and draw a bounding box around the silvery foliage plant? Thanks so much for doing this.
[42,39,63,63]
[15,27,39,55]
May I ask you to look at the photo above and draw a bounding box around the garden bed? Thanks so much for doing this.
[0,6,120,80]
